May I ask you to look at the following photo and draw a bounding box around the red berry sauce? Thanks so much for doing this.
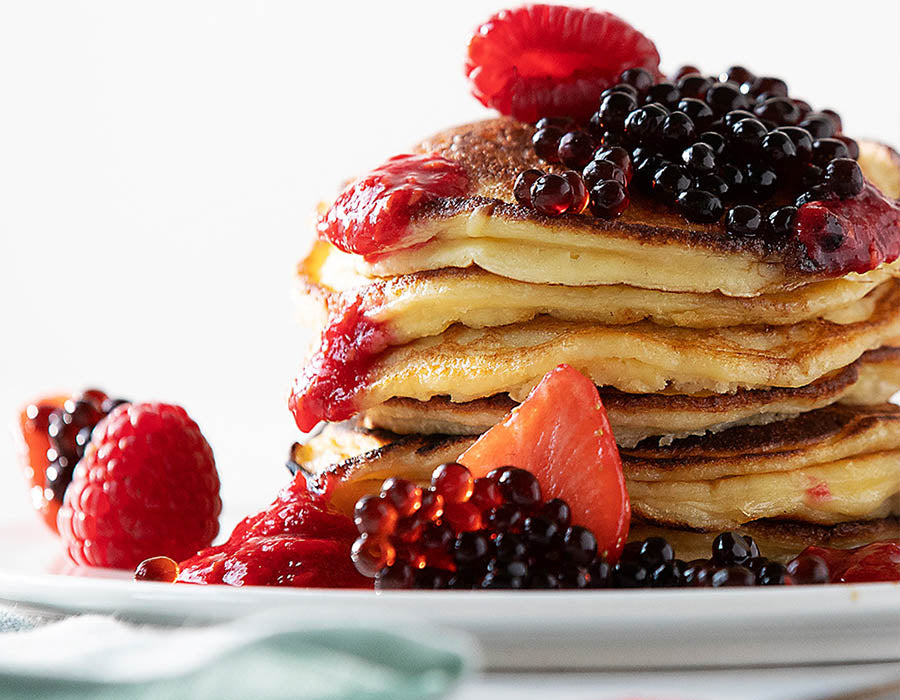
[794,184,900,276]
[178,475,371,588]
[289,295,391,432]
[800,540,900,584]
[317,153,469,258]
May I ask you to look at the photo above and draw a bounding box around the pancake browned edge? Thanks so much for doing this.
[290,403,900,555]
[360,348,900,446]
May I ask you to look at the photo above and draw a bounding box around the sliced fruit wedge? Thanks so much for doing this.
[459,364,630,562]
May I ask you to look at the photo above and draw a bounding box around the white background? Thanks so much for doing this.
[1,0,899,531]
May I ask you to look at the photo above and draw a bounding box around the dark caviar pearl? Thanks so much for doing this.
[721,65,755,86]
[729,118,768,158]
[760,130,797,168]
[684,559,715,587]
[682,142,717,173]
[754,96,801,126]
[624,104,668,143]
[757,561,791,585]
[375,564,415,590]
[673,65,701,81]
[796,162,825,192]
[589,559,613,589]
[775,126,814,162]
[619,540,644,563]
[705,82,750,115]
[535,116,574,131]
[597,130,627,148]
[820,108,843,133]
[787,554,830,584]
[562,171,590,214]
[594,146,632,180]
[494,531,528,562]
[583,159,626,188]
[557,564,593,589]
[454,530,493,566]
[650,561,683,588]
[718,163,745,197]
[711,532,760,566]
[414,567,452,590]
[796,184,836,207]
[799,112,836,140]
[747,76,788,97]
[491,467,542,508]
[45,458,73,503]
[631,150,663,191]
[523,515,560,548]
[677,190,724,223]
[614,560,650,588]
[486,503,527,532]
[676,98,714,129]
[711,566,757,587]
[557,130,596,169]
[602,83,640,100]
[541,499,571,529]
[722,109,757,130]
[480,571,525,589]
[562,526,598,566]
[513,169,543,207]
[619,67,655,93]
[767,206,797,240]
[530,173,573,216]
[677,74,713,100]
[660,111,696,151]
[591,91,639,134]
[532,126,564,163]
[698,131,726,155]
[645,82,680,109]
[653,164,693,204]
[725,205,762,237]
[526,570,560,590]
[824,158,865,198]
[812,137,850,167]
[792,98,812,117]
[695,173,729,198]
[489,557,529,579]
[639,537,675,567]
[835,135,859,160]
[743,162,778,201]
[590,180,628,218]
[745,557,769,573]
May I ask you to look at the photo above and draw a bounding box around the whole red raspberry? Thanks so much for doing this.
[57,403,221,569]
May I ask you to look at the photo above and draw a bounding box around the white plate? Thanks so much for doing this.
[0,516,898,671]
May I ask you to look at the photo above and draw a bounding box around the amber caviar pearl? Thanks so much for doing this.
[583,159,627,189]
[134,556,180,583]
[381,478,423,518]
[354,494,399,535]
[431,462,474,504]
[563,171,590,214]
[513,169,542,207]
[594,146,632,180]
[558,130,596,169]
[530,173,574,216]
[351,534,397,577]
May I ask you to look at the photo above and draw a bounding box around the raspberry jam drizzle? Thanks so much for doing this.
[801,540,900,583]
[794,184,900,276]
[289,295,391,433]
[178,474,370,588]
[317,153,469,258]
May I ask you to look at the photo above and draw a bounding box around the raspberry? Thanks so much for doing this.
[465,5,661,123]
[57,403,221,569]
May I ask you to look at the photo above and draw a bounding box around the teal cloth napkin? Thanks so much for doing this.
[0,607,471,700]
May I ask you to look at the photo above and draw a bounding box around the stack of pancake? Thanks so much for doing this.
[292,118,900,559]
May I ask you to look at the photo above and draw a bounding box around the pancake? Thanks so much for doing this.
[344,119,900,296]
[352,279,900,411]
[291,404,900,530]
[628,517,900,563]
[359,350,900,445]
[300,239,900,334]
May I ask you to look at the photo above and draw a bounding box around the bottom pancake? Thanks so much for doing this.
[292,403,900,531]
[359,348,900,446]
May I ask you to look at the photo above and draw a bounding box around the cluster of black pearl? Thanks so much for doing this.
[519,65,863,239]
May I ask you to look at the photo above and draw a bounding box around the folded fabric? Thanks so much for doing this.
[0,607,471,700]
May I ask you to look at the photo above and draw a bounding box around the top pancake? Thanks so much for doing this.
[344,119,900,297]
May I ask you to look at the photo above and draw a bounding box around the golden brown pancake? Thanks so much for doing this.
[349,279,900,412]
[292,404,900,530]
[300,239,900,335]
[340,120,900,296]
[359,350,900,445]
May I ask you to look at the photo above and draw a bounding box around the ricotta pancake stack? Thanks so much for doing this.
[290,117,900,555]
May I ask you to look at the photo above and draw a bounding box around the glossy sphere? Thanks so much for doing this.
[454,530,493,565]
[381,478,422,518]
[558,130,596,169]
[594,146,633,180]
[787,554,830,584]
[676,98,714,129]
[682,143,716,173]
[729,118,767,158]
[757,561,792,586]
[677,190,724,223]
[353,494,399,535]
[721,65,755,86]
[513,169,543,206]
[532,126,564,162]
[443,502,484,532]
[799,112,836,139]
[660,112,696,150]
[705,82,749,115]
[824,158,864,198]
[711,532,759,566]
[760,130,797,168]
[835,135,859,160]
[351,534,396,577]
[614,560,650,588]
[639,537,675,566]
[743,163,778,201]
[134,556,180,583]
[653,164,693,204]
[726,205,762,237]
[672,65,701,81]
[431,462,474,504]
[747,76,788,98]
[619,67,654,93]
[754,96,801,126]
[562,526,598,565]
[711,566,756,587]
[417,491,445,523]
[624,104,668,143]
[645,82,680,109]
[583,159,627,188]
[677,74,713,100]
[812,138,851,167]
[590,180,629,218]
[563,171,590,214]
[696,173,728,198]
[469,477,503,511]
[767,206,797,240]
[698,130,726,155]
[491,467,542,508]
[541,499,572,529]
[530,174,574,216]
[592,91,638,133]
